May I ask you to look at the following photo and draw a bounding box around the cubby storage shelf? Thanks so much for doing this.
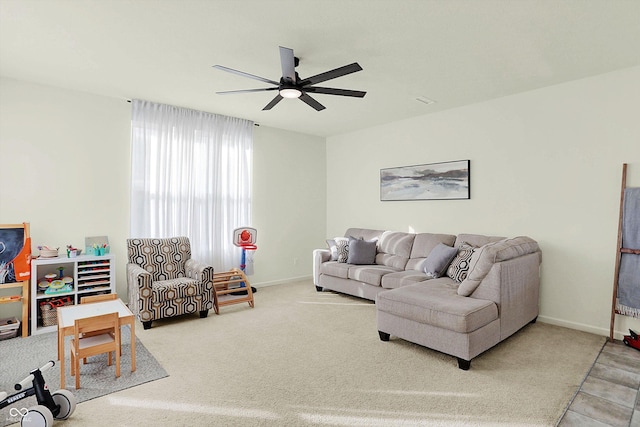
[31,253,115,335]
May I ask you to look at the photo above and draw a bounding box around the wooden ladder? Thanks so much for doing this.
[609,163,640,341]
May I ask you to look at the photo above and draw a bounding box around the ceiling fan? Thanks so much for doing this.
[213,46,366,111]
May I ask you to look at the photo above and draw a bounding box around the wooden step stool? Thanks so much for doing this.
[212,268,255,314]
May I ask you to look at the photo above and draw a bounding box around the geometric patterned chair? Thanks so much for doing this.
[126,237,215,329]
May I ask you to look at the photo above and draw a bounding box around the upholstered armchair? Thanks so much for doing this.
[126,237,215,329]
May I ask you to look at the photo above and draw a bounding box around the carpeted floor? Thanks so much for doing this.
[2,280,605,426]
[0,326,167,427]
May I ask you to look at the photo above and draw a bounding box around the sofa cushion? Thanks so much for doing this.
[127,236,190,281]
[447,242,476,282]
[458,236,541,296]
[152,277,202,301]
[344,228,385,241]
[347,236,377,265]
[423,243,458,278]
[454,234,504,248]
[381,270,430,289]
[376,280,498,333]
[348,265,401,286]
[320,261,351,279]
[410,233,457,258]
[406,233,457,271]
[375,231,416,269]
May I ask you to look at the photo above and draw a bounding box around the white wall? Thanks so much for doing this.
[325,66,640,338]
[252,125,326,285]
[0,78,131,304]
[0,78,325,319]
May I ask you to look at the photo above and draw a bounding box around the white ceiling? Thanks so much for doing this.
[1,0,639,137]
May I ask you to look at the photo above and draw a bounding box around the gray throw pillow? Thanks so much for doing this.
[423,243,458,278]
[346,236,377,265]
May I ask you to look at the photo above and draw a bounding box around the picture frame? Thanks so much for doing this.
[380,160,470,201]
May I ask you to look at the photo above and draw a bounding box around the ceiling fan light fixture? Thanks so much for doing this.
[280,87,302,99]
[214,46,365,111]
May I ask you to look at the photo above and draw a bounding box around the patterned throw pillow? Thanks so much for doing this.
[334,237,350,263]
[446,242,476,283]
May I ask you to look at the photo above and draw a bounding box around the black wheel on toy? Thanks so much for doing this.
[623,339,630,346]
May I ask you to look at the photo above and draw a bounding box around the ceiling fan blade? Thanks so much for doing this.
[300,63,363,86]
[263,94,284,110]
[217,87,279,95]
[304,87,366,98]
[299,93,326,111]
[213,65,279,86]
[279,46,296,84]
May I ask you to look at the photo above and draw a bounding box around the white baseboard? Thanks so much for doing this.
[252,275,312,288]
[538,315,625,340]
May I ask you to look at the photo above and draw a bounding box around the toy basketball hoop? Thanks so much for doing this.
[233,227,257,250]
[233,227,257,276]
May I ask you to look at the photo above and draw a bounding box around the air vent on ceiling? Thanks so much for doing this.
[416,96,436,105]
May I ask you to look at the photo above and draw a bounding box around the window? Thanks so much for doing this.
[130,99,253,270]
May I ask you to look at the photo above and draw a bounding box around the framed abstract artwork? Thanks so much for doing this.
[380,160,470,201]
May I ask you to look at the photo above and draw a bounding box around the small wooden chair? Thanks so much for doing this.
[80,293,120,360]
[212,268,254,314]
[70,312,120,390]
[80,293,117,304]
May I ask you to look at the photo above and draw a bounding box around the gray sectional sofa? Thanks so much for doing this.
[312,228,542,369]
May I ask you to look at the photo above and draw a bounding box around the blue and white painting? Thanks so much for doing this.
[380,160,470,201]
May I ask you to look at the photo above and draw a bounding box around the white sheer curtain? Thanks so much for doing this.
[130,99,253,271]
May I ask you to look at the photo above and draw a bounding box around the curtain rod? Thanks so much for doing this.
[126,99,259,125]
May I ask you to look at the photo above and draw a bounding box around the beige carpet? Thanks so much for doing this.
[24,280,605,427]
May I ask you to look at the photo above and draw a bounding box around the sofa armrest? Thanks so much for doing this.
[185,259,214,304]
[458,236,540,296]
[185,258,213,281]
[498,253,541,338]
[126,263,151,290]
[313,249,331,285]
[126,263,152,321]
